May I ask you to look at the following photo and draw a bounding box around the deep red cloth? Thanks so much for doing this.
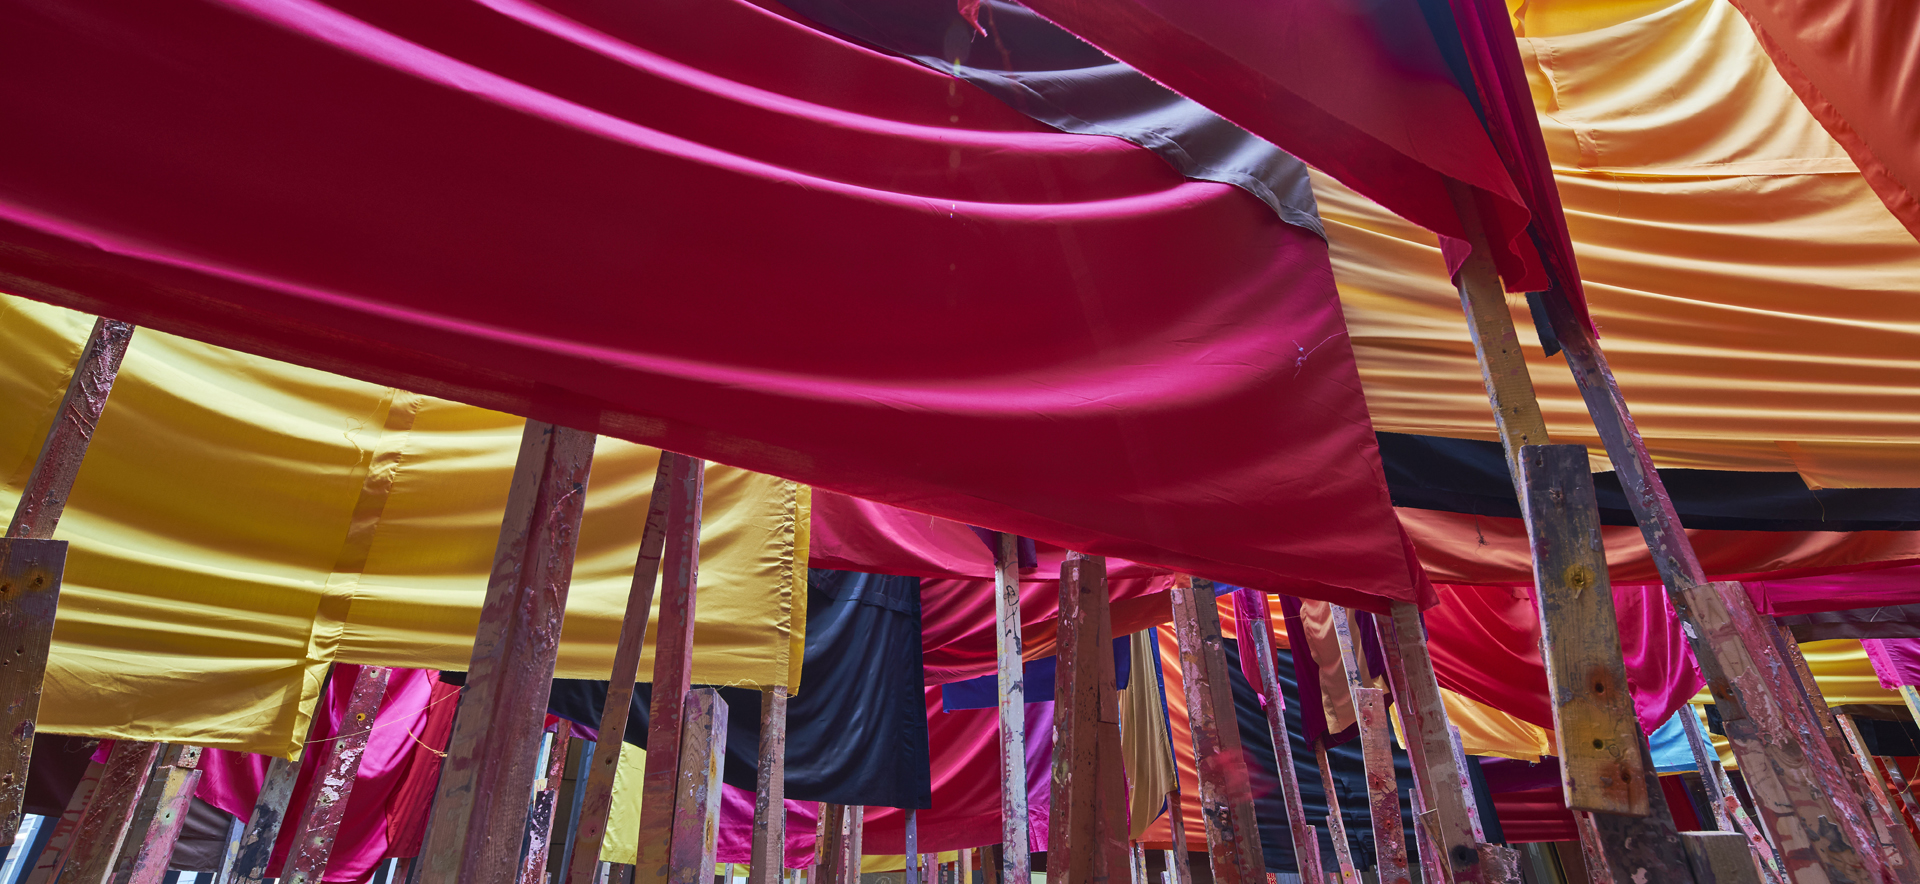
[0,0,1418,607]
[919,574,1174,684]
[1423,586,1704,734]
[196,668,458,882]
[1724,0,1920,245]
[1742,564,1920,615]
[1488,786,1577,843]
[1015,0,1556,309]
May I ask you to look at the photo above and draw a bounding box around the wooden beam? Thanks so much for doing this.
[991,532,1031,884]
[23,759,106,884]
[667,688,727,884]
[121,745,204,884]
[635,454,706,884]
[284,666,392,884]
[549,739,590,884]
[1677,708,1735,831]
[1834,714,1916,877]
[1517,445,1648,816]
[1168,576,1266,884]
[751,687,789,884]
[1049,554,1129,884]
[1679,832,1763,884]
[1312,741,1361,884]
[1377,605,1483,884]
[813,806,844,884]
[2,317,135,847]
[227,751,304,884]
[416,421,597,884]
[1239,592,1325,884]
[521,730,572,884]
[51,740,160,884]
[904,811,919,884]
[1163,792,1194,884]
[1330,608,1410,884]
[566,452,686,884]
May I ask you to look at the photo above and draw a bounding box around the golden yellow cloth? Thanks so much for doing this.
[1120,629,1177,840]
[1323,0,1920,491]
[1,296,807,758]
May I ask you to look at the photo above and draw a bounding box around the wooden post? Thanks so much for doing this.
[1128,844,1144,884]
[636,454,705,884]
[566,452,687,884]
[1330,609,1410,884]
[813,807,844,884]
[25,760,107,884]
[1163,795,1194,884]
[521,731,573,884]
[284,666,392,884]
[843,807,863,883]
[1168,576,1267,884]
[213,816,244,884]
[961,844,972,884]
[416,420,597,884]
[751,687,789,884]
[1835,715,1916,875]
[667,689,727,884]
[904,811,919,884]
[991,533,1031,884]
[2,317,135,846]
[1311,742,1361,884]
[51,741,160,884]
[1677,708,1735,831]
[228,753,304,884]
[1240,592,1325,884]
[121,745,203,884]
[1679,832,1763,884]
[1376,606,1483,884]
[1049,554,1131,884]
[550,740,591,884]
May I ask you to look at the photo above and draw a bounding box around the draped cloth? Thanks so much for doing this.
[0,0,1420,607]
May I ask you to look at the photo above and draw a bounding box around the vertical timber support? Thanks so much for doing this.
[667,689,727,884]
[417,421,597,884]
[285,666,392,884]
[122,745,204,884]
[1378,605,1484,884]
[1241,592,1325,884]
[750,687,789,884]
[1330,608,1410,884]
[51,740,161,884]
[813,806,844,884]
[228,754,304,884]
[635,455,705,884]
[1049,554,1129,884]
[1678,709,1735,830]
[521,731,572,884]
[1519,446,1692,882]
[1313,742,1361,884]
[992,533,1031,884]
[2,317,135,846]
[565,452,685,884]
[905,811,919,884]
[1169,576,1266,884]
[23,758,106,884]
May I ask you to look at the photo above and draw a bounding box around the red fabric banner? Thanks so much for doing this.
[0,0,1418,607]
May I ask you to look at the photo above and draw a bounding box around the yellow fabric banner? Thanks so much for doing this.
[0,296,807,758]
[1324,0,1920,491]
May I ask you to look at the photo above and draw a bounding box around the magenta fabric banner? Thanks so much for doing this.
[0,0,1421,607]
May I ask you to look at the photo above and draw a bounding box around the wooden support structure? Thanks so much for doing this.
[1680,832,1764,884]
[50,740,160,884]
[1129,843,1145,884]
[751,687,789,884]
[417,421,597,884]
[1377,606,1485,884]
[991,532,1031,884]
[284,666,392,884]
[635,453,706,884]
[1240,592,1325,884]
[667,689,727,884]
[550,740,591,884]
[121,745,204,884]
[25,760,107,884]
[813,806,846,884]
[228,753,303,884]
[565,452,686,884]
[2,317,135,846]
[1677,708,1735,831]
[1331,608,1410,884]
[1168,576,1266,884]
[1835,715,1917,877]
[1312,742,1361,884]
[521,731,573,884]
[1163,795,1194,884]
[1048,553,1129,884]
[905,811,920,884]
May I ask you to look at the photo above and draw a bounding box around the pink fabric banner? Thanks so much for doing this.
[0,0,1420,608]
[196,667,457,882]
[1864,639,1920,690]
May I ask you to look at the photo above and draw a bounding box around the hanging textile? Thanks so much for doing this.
[938,638,1129,711]
[0,0,1423,608]
[1120,630,1178,840]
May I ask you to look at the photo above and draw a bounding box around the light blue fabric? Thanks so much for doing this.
[1650,709,1702,773]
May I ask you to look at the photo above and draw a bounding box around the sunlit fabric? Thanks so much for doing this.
[0,0,1420,606]
[0,297,805,757]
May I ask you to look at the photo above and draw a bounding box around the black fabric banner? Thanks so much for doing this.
[544,568,933,809]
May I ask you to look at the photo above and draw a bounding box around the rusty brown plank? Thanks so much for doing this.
[227,752,304,884]
[566,452,686,884]
[416,421,597,884]
[1312,741,1360,884]
[22,758,106,884]
[904,811,920,884]
[1516,445,1649,816]
[1049,553,1130,884]
[635,453,705,884]
[667,689,727,884]
[1677,707,1735,831]
[813,806,844,884]
[520,730,571,884]
[750,687,788,884]
[283,666,391,884]
[121,745,204,884]
[50,741,160,884]
[1329,607,1409,884]
[1164,790,1194,884]
[1240,592,1324,884]
[991,533,1030,884]
[1680,832,1763,884]
[1168,576,1266,884]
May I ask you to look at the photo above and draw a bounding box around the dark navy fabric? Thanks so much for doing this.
[937,636,1130,711]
